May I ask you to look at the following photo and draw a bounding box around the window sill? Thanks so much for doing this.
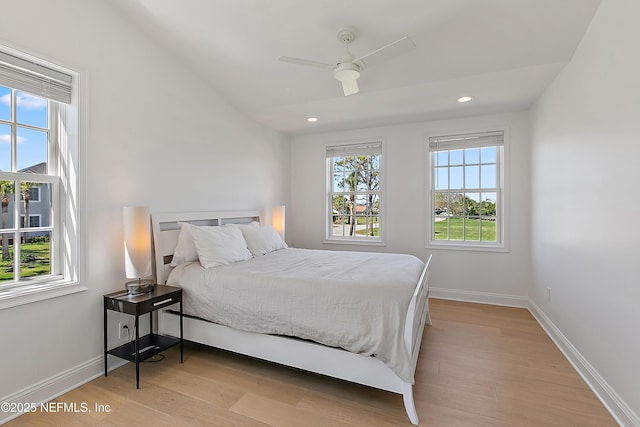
[0,279,87,310]
[324,238,386,247]
[427,241,509,253]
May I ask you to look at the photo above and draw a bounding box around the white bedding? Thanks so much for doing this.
[166,247,425,383]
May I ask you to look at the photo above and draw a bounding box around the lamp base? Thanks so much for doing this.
[125,279,155,295]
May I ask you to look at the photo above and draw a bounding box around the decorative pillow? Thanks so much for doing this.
[239,225,288,257]
[188,223,252,268]
[170,222,201,266]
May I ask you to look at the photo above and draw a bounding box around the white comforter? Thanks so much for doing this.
[167,248,425,382]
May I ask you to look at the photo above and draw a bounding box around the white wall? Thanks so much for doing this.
[530,0,640,423]
[289,112,531,305]
[2,0,636,424]
[0,0,289,411]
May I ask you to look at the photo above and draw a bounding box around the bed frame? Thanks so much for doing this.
[151,210,432,425]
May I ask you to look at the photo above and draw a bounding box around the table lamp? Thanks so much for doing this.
[272,205,285,241]
[123,206,154,294]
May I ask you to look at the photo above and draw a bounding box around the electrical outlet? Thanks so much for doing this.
[118,320,130,340]
[546,287,551,302]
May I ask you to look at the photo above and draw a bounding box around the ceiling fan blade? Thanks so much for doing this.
[354,36,415,69]
[341,79,359,96]
[278,56,333,69]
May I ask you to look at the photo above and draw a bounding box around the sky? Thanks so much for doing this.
[0,85,48,173]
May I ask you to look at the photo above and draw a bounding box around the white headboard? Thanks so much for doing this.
[151,210,261,285]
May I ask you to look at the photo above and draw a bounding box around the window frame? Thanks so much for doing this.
[325,140,385,245]
[425,128,509,252]
[0,45,85,309]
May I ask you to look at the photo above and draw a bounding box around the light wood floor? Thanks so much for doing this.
[8,299,616,426]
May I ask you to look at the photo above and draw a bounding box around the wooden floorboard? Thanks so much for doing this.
[6,299,616,426]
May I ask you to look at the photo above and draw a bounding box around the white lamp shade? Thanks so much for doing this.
[123,206,152,279]
[272,205,286,241]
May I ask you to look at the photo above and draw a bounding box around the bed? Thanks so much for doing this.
[151,210,432,425]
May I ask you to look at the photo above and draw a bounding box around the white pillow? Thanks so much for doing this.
[188,223,252,268]
[240,225,288,257]
[170,222,201,266]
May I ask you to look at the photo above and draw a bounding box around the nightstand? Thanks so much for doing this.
[103,285,183,388]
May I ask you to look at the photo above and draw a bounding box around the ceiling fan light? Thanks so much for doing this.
[333,62,361,82]
[341,79,359,96]
[335,69,360,81]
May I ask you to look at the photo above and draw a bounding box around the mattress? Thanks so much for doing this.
[166,247,425,382]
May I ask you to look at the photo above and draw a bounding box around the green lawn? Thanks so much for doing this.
[355,216,379,237]
[434,217,496,241]
[0,239,51,281]
[355,226,380,237]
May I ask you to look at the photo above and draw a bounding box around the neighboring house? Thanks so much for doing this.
[1,162,50,235]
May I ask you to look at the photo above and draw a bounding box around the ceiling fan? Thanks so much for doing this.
[278,26,416,96]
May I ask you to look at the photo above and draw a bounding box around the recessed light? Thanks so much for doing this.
[458,96,472,103]
[306,117,318,122]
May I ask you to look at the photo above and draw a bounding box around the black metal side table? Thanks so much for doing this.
[103,285,183,388]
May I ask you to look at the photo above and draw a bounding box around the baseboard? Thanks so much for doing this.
[528,300,639,427]
[429,286,528,308]
[0,356,126,425]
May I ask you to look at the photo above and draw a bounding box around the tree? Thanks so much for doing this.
[434,193,495,219]
[332,195,350,224]
[0,181,14,260]
[20,182,35,244]
[334,157,358,235]
[464,196,479,217]
[359,156,380,236]
[345,168,358,235]
[449,193,465,216]
[434,193,449,214]
[333,155,380,236]
[480,198,496,216]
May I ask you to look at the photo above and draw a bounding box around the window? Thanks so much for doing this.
[326,141,383,243]
[0,46,83,308]
[21,185,41,202]
[20,215,41,228]
[427,130,506,250]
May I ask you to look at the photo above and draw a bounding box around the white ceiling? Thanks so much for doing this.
[110,0,602,135]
